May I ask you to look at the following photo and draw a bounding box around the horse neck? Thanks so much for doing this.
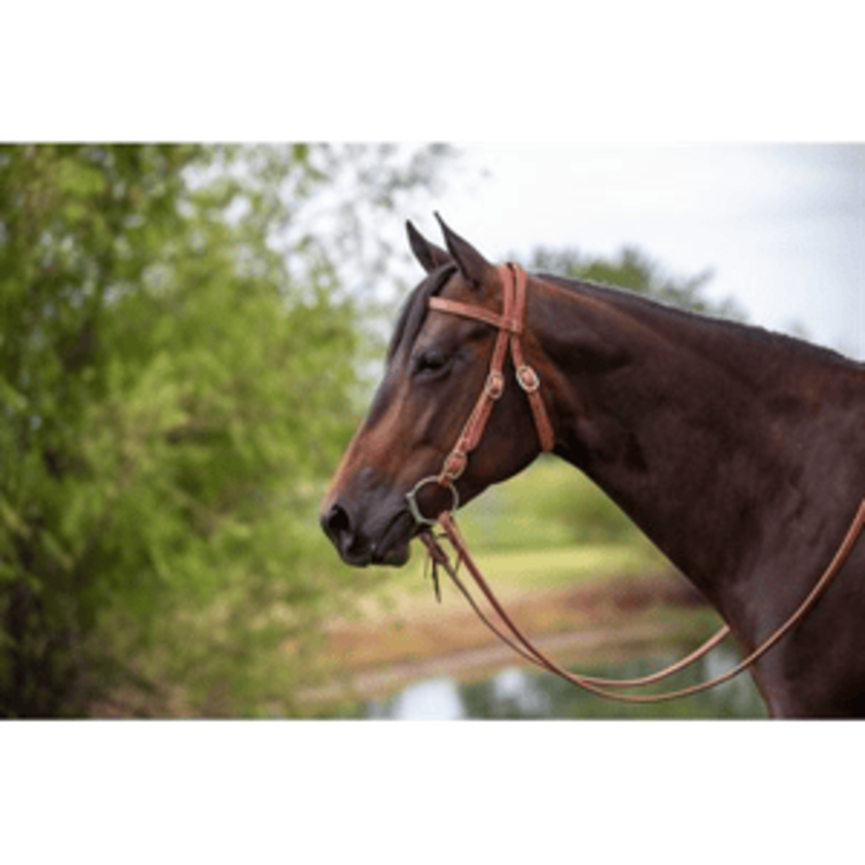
[529,275,863,611]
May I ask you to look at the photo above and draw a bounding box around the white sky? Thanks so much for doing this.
[421,144,863,359]
[6,10,861,359]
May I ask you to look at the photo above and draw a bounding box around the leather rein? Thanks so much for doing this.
[406,263,865,703]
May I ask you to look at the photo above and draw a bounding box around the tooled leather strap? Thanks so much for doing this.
[428,264,554,485]
[426,499,865,704]
[508,264,555,453]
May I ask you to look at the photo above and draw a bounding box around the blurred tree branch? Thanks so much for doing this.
[0,142,456,717]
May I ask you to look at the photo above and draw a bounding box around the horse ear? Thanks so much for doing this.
[406,220,451,273]
[435,213,493,287]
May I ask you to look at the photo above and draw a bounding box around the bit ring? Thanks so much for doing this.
[406,476,460,527]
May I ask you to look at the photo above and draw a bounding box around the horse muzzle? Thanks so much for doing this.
[320,499,414,567]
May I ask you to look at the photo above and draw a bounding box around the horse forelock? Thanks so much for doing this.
[387,264,457,365]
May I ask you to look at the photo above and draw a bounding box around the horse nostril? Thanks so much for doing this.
[321,500,375,566]
[322,502,352,544]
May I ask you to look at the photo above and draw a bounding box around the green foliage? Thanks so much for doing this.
[0,143,453,717]
[460,457,643,551]
[532,472,641,546]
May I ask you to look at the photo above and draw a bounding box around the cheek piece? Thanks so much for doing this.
[404,262,555,526]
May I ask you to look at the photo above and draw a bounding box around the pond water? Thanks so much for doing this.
[339,644,768,720]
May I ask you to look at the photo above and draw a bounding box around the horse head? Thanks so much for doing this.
[320,217,552,567]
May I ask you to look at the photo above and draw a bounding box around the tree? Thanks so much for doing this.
[0,143,454,717]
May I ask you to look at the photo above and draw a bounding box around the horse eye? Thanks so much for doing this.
[414,350,451,376]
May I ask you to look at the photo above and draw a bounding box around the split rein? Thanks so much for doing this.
[406,263,865,704]
[421,506,865,704]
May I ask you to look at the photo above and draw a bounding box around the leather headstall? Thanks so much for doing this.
[405,263,554,528]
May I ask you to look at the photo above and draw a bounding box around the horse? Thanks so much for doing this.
[320,216,865,718]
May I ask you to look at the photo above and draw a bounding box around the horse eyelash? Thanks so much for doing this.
[413,350,451,376]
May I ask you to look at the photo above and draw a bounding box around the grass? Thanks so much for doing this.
[362,515,673,626]
[455,454,659,549]
[455,457,581,551]
[465,541,670,590]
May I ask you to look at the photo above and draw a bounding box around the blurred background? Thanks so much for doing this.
[0,142,861,718]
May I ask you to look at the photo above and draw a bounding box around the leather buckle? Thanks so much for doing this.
[485,372,505,400]
[441,449,467,481]
[516,365,541,393]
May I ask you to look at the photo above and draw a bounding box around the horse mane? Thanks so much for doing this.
[388,264,861,374]
[535,271,863,372]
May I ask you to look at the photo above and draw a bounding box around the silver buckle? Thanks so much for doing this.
[485,371,505,400]
[516,365,541,393]
[406,476,460,527]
